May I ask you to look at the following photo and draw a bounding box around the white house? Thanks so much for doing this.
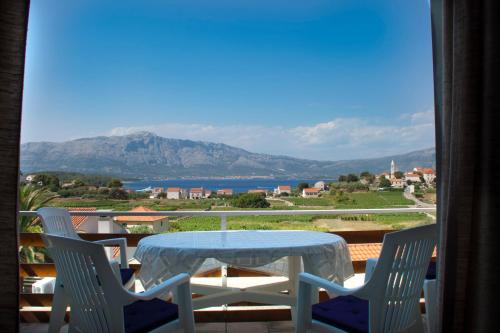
[391,178,405,189]
[405,172,422,182]
[114,206,169,233]
[274,185,291,195]
[149,187,165,199]
[189,188,205,199]
[166,187,186,200]
[217,189,234,196]
[302,188,320,198]
[422,168,436,184]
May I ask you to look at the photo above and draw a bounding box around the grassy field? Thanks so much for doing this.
[48,191,428,232]
[335,191,414,208]
[169,212,432,232]
[283,191,413,208]
[284,197,334,206]
[50,198,213,211]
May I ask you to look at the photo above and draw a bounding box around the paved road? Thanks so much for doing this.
[403,191,436,208]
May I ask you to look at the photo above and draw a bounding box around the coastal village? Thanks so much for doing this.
[120,160,437,200]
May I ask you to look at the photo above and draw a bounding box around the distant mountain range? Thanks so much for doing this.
[20,132,436,179]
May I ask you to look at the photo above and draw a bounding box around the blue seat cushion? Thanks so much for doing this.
[120,268,135,285]
[426,261,437,280]
[312,295,368,333]
[124,298,179,333]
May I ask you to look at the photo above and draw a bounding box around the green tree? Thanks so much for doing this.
[379,176,391,188]
[33,173,60,192]
[296,182,309,193]
[347,174,359,182]
[394,171,404,179]
[359,171,375,184]
[338,175,347,182]
[232,193,270,208]
[73,178,85,187]
[107,178,123,188]
[108,188,128,199]
[18,185,58,263]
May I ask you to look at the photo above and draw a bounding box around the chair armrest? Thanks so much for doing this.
[128,273,191,302]
[364,258,378,283]
[299,272,363,297]
[94,238,129,268]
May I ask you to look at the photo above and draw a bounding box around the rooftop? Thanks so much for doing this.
[114,206,167,222]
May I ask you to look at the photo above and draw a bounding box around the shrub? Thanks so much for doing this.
[231,193,270,208]
[128,225,153,234]
[108,188,129,200]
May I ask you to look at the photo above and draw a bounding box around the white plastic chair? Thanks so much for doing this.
[43,234,196,333]
[296,224,437,333]
[37,207,135,333]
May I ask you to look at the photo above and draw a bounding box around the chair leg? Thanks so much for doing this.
[295,280,312,333]
[177,283,196,333]
[49,279,68,333]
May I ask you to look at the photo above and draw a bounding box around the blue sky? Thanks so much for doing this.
[22,0,434,160]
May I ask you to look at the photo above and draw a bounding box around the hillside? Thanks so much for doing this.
[21,132,436,178]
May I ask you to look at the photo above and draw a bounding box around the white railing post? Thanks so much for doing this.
[220,215,228,289]
[220,215,227,230]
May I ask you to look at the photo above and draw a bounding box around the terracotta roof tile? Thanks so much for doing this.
[115,206,167,222]
[304,188,320,193]
[348,243,437,261]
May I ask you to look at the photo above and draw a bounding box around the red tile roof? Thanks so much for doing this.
[115,206,167,222]
[68,207,97,229]
[34,207,97,231]
[348,243,437,261]
[167,187,181,192]
[278,185,291,191]
[303,188,320,193]
[217,189,233,195]
[248,189,267,193]
[190,188,204,193]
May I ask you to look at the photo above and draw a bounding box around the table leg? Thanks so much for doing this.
[288,256,301,325]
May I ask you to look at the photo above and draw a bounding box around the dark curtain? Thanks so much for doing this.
[434,0,500,331]
[0,0,30,332]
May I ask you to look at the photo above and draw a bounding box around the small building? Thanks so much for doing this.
[405,172,422,182]
[379,172,391,180]
[149,187,164,199]
[204,190,213,198]
[274,185,291,195]
[248,189,268,195]
[302,188,320,198]
[217,189,234,196]
[166,187,186,200]
[114,206,169,233]
[189,188,205,199]
[391,178,405,189]
[422,168,436,184]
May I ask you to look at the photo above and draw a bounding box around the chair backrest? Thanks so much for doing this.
[42,234,125,333]
[37,207,80,239]
[365,224,437,332]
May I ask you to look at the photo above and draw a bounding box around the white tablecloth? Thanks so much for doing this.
[134,230,354,289]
